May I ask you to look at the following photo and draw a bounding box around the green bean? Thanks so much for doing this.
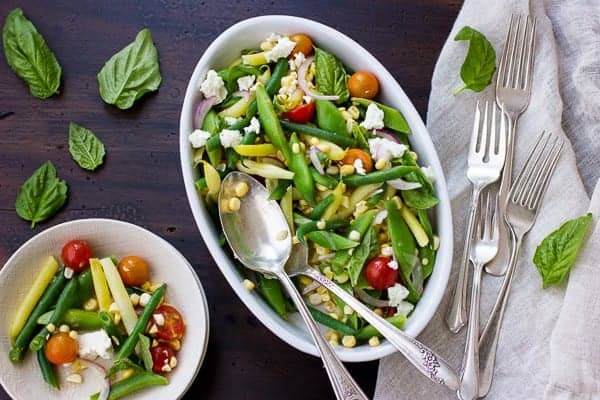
[76,269,94,307]
[37,309,102,330]
[356,315,407,340]
[9,272,67,362]
[30,277,79,351]
[116,284,166,360]
[99,311,123,346]
[308,306,356,336]
[205,134,223,167]
[90,372,168,400]
[385,200,420,302]
[348,209,377,237]
[256,84,292,161]
[293,213,313,225]
[417,210,436,278]
[268,180,292,200]
[255,273,287,320]
[352,98,411,134]
[309,167,339,190]
[296,220,348,245]
[309,194,335,220]
[366,189,385,207]
[289,132,316,205]
[279,120,357,148]
[37,349,59,389]
[305,231,359,250]
[195,177,208,191]
[343,166,420,186]
[315,99,349,137]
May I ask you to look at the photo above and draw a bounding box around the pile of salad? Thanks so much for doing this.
[8,239,186,399]
[190,32,439,348]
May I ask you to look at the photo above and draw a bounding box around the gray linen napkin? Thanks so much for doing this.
[374,0,600,398]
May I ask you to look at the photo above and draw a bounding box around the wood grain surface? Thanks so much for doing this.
[0,1,461,398]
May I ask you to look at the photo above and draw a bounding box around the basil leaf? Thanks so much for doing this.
[2,8,61,99]
[352,98,411,134]
[314,47,349,104]
[68,122,106,171]
[315,99,349,137]
[305,231,359,250]
[533,213,593,288]
[137,334,153,372]
[453,26,496,94]
[347,228,375,286]
[15,161,68,228]
[217,64,261,93]
[97,28,161,110]
[105,358,144,379]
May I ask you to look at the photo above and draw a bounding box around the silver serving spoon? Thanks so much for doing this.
[219,171,368,400]
[287,244,459,391]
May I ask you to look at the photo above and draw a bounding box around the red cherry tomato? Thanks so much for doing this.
[151,304,185,341]
[61,240,92,272]
[364,257,398,290]
[283,102,315,123]
[150,344,175,374]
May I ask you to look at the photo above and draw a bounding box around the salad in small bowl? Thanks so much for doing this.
[0,219,208,399]
[180,16,452,362]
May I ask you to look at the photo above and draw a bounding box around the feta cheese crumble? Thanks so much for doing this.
[219,129,242,148]
[237,75,256,92]
[77,330,113,360]
[289,52,305,71]
[224,116,241,126]
[199,69,227,104]
[360,103,385,130]
[368,137,408,162]
[244,117,261,135]
[353,158,366,175]
[188,129,211,148]
[265,36,296,62]
[387,283,414,316]
[387,259,399,270]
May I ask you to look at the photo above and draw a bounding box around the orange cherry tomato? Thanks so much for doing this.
[45,332,78,365]
[283,102,315,123]
[341,149,373,172]
[348,71,380,99]
[289,33,314,56]
[151,304,185,341]
[118,256,150,286]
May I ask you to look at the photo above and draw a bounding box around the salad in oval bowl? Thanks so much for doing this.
[179,15,453,362]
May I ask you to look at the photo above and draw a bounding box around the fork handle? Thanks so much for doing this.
[446,185,482,333]
[478,229,523,397]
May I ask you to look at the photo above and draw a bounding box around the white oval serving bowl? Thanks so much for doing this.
[179,15,453,362]
[0,219,209,399]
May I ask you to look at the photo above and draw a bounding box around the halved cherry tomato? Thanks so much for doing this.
[61,240,92,272]
[341,148,373,172]
[151,344,175,374]
[151,304,185,341]
[118,256,150,286]
[348,71,380,99]
[364,257,398,290]
[289,33,313,56]
[283,102,315,124]
[45,332,78,365]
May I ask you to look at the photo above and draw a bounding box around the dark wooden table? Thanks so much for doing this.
[0,1,461,398]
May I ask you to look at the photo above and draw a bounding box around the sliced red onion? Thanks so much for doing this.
[387,178,422,190]
[194,96,217,129]
[231,90,251,101]
[298,56,340,101]
[302,280,321,295]
[309,146,324,175]
[374,129,402,143]
[354,288,390,308]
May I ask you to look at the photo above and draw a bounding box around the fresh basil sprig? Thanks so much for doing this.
[15,161,68,228]
[2,8,62,99]
[533,213,593,288]
[97,28,162,109]
[314,47,349,104]
[453,26,496,95]
[69,122,106,171]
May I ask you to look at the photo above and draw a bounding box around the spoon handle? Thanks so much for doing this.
[276,271,369,400]
[301,268,459,391]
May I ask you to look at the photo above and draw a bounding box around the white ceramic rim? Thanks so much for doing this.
[179,15,453,362]
[0,218,209,400]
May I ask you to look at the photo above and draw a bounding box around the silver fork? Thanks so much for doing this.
[446,101,507,333]
[458,193,500,400]
[488,14,538,276]
[478,132,563,397]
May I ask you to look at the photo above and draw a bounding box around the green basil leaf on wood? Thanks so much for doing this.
[2,8,61,99]
[314,47,349,104]
[453,26,496,94]
[15,161,68,228]
[97,28,162,110]
[69,122,106,171]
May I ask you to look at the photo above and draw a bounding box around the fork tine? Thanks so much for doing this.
[497,14,516,89]
[509,132,546,204]
[517,133,553,206]
[489,102,497,156]
[507,15,522,89]
[469,102,481,158]
[529,138,563,209]
[522,17,537,91]
[513,16,527,89]
[503,15,519,89]
[524,135,559,207]
[478,101,490,156]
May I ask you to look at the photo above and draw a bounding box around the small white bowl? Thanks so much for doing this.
[179,15,453,362]
[0,219,209,399]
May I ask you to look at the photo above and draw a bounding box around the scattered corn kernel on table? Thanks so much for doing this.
[0,0,461,398]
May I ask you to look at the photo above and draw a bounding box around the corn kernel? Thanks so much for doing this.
[46,323,56,333]
[340,110,353,121]
[170,339,181,351]
[318,144,330,153]
[59,324,70,333]
[328,312,339,320]
[369,336,381,347]
[220,198,230,213]
[374,308,383,316]
[316,286,328,295]
[292,235,300,244]
[66,373,82,384]
[109,302,120,314]
[228,197,241,212]
[379,233,389,242]
[409,151,418,161]
[299,141,306,151]
[234,181,249,198]
[323,266,334,280]
[152,339,159,348]
[316,220,326,230]
[320,293,331,302]
[343,305,354,315]
[340,164,355,176]
[309,137,320,146]
[347,105,360,120]
[324,301,337,313]
[149,324,159,334]
[341,195,350,208]
[308,293,322,305]
[121,368,135,380]
[113,313,122,324]
[342,335,357,348]
[69,330,78,339]
[83,297,98,311]
[375,158,388,170]
[169,356,178,368]
[129,293,140,306]
[242,279,255,291]
[316,183,328,192]
[433,235,440,250]
[422,258,429,266]
[291,142,300,154]
[325,331,340,342]
[334,273,349,284]
[161,364,172,373]
[299,276,313,286]
[381,245,393,257]
[348,230,361,241]
[326,165,339,175]
[315,245,330,255]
